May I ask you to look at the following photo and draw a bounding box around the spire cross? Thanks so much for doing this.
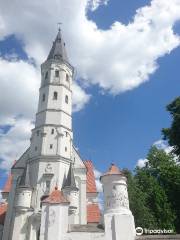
[57,22,62,32]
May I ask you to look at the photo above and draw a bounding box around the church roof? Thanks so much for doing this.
[47,29,68,62]
[62,163,78,191]
[2,161,17,193]
[0,203,8,225]
[101,164,124,178]
[84,160,97,193]
[87,203,101,224]
[2,173,12,193]
[42,187,69,205]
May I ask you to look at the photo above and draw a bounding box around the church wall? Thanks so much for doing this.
[40,204,69,240]
[35,109,72,129]
[29,159,70,210]
[46,85,72,115]
[2,172,20,240]
[76,174,87,225]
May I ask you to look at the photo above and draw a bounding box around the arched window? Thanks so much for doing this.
[51,129,54,134]
[53,91,58,100]
[66,74,69,82]
[65,95,68,104]
[42,93,45,102]
[55,70,59,77]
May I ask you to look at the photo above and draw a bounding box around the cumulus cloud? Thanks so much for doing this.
[94,168,103,192]
[136,139,177,168]
[136,158,148,168]
[72,82,91,112]
[0,0,180,171]
[0,118,33,171]
[88,0,109,11]
[0,58,39,124]
[153,139,173,154]
[0,0,180,93]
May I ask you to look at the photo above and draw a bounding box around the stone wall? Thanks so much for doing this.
[137,235,180,240]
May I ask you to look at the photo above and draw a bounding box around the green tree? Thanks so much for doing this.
[124,169,156,228]
[146,146,180,232]
[135,164,176,230]
[124,146,180,231]
[162,97,180,158]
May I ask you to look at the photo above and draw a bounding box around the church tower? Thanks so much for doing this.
[1,29,95,240]
[28,28,75,210]
[31,28,74,160]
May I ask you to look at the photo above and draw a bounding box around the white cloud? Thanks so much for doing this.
[136,158,148,168]
[0,0,180,94]
[136,139,177,168]
[0,118,33,171]
[0,0,180,171]
[153,139,173,154]
[0,58,39,124]
[94,168,103,192]
[72,82,91,112]
[88,0,109,11]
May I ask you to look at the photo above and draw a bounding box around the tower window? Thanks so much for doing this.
[53,91,58,100]
[65,95,68,104]
[35,146,38,151]
[42,93,45,102]
[66,74,69,82]
[45,71,48,79]
[37,130,40,136]
[65,147,67,152]
[50,144,53,149]
[55,70,59,77]
[51,129,54,134]
[46,180,51,193]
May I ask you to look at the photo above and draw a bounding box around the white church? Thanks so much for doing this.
[0,30,136,240]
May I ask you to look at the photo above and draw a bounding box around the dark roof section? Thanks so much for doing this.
[18,164,30,188]
[47,29,69,62]
[62,163,78,191]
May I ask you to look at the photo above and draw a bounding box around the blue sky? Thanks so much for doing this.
[74,0,180,172]
[0,0,180,188]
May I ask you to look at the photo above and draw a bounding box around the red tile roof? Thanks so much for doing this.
[87,203,100,223]
[42,187,69,204]
[2,161,16,194]
[84,160,97,193]
[2,173,12,193]
[0,203,8,225]
[102,164,124,177]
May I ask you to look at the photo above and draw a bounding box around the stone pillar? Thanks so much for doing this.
[40,187,69,240]
[100,164,135,240]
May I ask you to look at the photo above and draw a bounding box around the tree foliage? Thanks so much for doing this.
[124,146,180,232]
[162,97,180,158]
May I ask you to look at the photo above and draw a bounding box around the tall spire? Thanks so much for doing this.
[47,28,69,62]
[62,164,78,191]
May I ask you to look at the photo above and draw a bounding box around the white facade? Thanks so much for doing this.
[1,30,135,240]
